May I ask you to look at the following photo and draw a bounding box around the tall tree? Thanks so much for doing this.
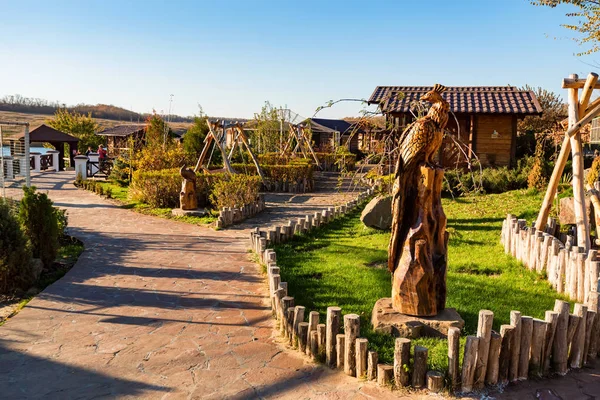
[532,0,600,55]
[252,101,283,154]
[518,86,566,135]
[47,109,102,152]
[183,116,209,157]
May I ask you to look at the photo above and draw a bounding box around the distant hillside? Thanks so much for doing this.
[0,94,194,124]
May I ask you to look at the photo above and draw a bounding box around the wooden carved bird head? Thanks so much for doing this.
[420,84,447,104]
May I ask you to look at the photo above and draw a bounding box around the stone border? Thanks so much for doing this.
[215,195,266,229]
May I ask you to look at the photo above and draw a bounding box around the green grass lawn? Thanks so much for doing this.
[273,189,572,374]
[86,181,217,225]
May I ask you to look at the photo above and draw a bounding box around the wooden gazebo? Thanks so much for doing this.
[17,124,79,170]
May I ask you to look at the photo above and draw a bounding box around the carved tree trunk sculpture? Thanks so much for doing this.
[179,166,198,210]
[390,165,447,316]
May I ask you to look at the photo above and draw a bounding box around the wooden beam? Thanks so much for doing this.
[235,125,266,182]
[579,73,599,116]
[563,76,600,89]
[207,120,235,174]
[569,74,591,251]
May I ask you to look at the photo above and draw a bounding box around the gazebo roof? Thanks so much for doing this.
[15,124,80,143]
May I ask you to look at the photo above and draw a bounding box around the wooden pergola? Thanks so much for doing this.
[536,72,600,251]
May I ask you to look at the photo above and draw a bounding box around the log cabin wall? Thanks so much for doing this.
[475,115,515,167]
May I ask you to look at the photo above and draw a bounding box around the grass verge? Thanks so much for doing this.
[273,189,572,374]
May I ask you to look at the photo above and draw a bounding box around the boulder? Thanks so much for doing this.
[559,197,591,226]
[361,196,392,230]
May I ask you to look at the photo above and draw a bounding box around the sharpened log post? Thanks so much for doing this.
[344,314,360,376]
[367,351,378,381]
[336,334,345,369]
[589,291,600,362]
[412,346,428,389]
[567,314,581,356]
[584,310,596,366]
[509,310,522,382]
[486,331,501,385]
[553,300,570,374]
[326,307,342,368]
[518,316,533,380]
[394,338,411,388]
[377,364,394,387]
[461,335,479,393]
[530,319,548,376]
[307,311,319,356]
[426,371,444,393]
[280,297,294,337]
[448,327,460,391]
[578,253,586,302]
[310,331,318,360]
[499,325,515,385]
[570,303,588,369]
[543,311,559,375]
[474,310,493,389]
[356,338,368,378]
[298,322,309,353]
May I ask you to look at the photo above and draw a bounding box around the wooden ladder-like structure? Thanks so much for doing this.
[536,72,600,251]
[281,123,320,167]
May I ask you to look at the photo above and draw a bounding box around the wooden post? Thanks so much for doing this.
[570,303,588,368]
[326,307,342,368]
[367,351,378,381]
[518,316,533,380]
[310,330,319,360]
[377,364,394,387]
[509,310,521,382]
[336,334,345,369]
[287,308,295,344]
[567,314,581,352]
[317,324,326,354]
[344,314,360,376]
[355,338,368,378]
[486,331,501,385]
[307,311,319,356]
[584,310,596,366]
[589,291,600,360]
[448,327,460,391]
[553,300,570,374]
[412,346,428,389]
[461,335,479,393]
[298,322,309,353]
[474,310,493,389]
[292,306,305,346]
[394,338,411,388]
[530,319,548,376]
[557,249,567,293]
[426,371,444,393]
[578,253,586,302]
[543,311,559,375]
[499,325,515,385]
[280,297,294,337]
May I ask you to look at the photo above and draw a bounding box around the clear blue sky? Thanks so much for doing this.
[0,0,597,119]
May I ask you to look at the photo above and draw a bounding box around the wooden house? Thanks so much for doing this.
[368,86,543,167]
[97,124,147,156]
[302,118,362,153]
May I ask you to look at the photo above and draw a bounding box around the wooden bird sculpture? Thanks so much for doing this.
[388,84,450,273]
[179,165,198,210]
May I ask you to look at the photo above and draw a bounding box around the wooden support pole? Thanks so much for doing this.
[518,316,533,380]
[394,338,411,388]
[377,364,394,387]
[584,310,596,366]
[355,338,368,378]
[412,346,428,389]
[367,351,378,381]
[567,314,581,352]
[448,327,460,391]
[292,306,305,346]
[280,297,294,337]
[317,324,326,355]
[298,322,309,353]
[578,72,599,116]
[310,330,318,360]
[589,291,600,360]
[499,325,515,385]
[336,334,345,369]
[577,253,586,302]
[486,331,501,385]
[553,300,570,374]
[530,319,548,376]
[461,335,479,393]
[509,310,522,382]
[543,311,559,375]
[569,303,588,369]
[344,314,360,376]
[307,311,319,356]
[474,310,493,389]
[286,308,295,344]
[326,307,341,368]
[426,371,444,393]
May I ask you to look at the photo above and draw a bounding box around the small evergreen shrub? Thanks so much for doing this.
[0,199,32,293]
[18,186,61,267]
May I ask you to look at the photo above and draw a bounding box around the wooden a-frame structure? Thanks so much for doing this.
[193,120,265,182]
[536,72,600,251]
[281,123,320,167]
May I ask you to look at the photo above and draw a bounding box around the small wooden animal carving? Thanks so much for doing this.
[179,166,198,210]
[387,84,450,316]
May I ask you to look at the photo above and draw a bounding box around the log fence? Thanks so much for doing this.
[215,195,266,229]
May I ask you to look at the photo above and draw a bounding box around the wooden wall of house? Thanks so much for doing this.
[475,115,514,167]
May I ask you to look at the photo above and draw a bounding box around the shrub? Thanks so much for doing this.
[0,199,32,293]
[587,156,600,187]
[109,157,132,186]
[209,174,261,209]
[527,142,549,191]
[18,186,62,267]
[132,144,195,172]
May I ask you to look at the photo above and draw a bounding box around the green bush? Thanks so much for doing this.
[18,186,62,267]
[209,174,262,210]
[443,165,528,196]
[0,199,32,293]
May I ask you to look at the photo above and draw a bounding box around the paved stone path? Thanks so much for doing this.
[0,172,413,399]
[2,172,600,399]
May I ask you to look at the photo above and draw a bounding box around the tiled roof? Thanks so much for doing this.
[303,118,364,134]
[13,124,80,142]
[368,86,543,115]
[97,124,146,137]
